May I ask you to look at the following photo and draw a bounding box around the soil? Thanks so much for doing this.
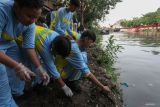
[16,46,123,107]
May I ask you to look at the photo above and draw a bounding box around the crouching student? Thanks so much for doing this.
[55,30,111,93]
[17,25,74,97]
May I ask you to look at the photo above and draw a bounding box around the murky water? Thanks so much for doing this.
[103,32,160,107]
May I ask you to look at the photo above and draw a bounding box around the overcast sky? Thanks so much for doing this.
[99,0,160,27]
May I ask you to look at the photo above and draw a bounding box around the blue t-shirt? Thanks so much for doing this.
[53,7,73,36]
[64,40,90,75]
[0,1,35,50]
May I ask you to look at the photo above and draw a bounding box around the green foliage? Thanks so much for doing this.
[61,0,121,28]
[120,8,160,27]
[96,35,123,82]
[83,0,121,28]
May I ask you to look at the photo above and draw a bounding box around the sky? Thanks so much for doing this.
[99,0,160,27]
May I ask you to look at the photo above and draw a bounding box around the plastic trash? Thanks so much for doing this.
[120,82,135,88]
[120,82,129,87]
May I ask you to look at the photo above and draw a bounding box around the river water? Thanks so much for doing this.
[103,32,160,107]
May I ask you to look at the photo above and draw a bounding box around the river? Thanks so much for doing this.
[103,32,160,107]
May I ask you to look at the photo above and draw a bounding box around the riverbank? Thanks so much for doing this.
[16,45,123,107]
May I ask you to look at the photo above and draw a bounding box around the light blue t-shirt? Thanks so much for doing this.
[64,40,90,75]
[0,1,35,50]
[53,7,73,36]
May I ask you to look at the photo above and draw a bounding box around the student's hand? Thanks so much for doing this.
[36,66,50,86]
[62,84,73,97]
[14,63,35,81]
[102,86,111,93]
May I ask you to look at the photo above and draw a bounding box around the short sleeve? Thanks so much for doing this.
[22,23,35,48]
[0,7,7,37]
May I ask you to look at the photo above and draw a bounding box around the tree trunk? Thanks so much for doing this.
[80,0,84,26]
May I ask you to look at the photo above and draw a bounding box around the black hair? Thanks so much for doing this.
[14,0,44,9]
[81,30,96,42]
[51,36,71,58]
[70,0,80,7]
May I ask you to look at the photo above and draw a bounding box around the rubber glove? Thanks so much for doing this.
[62,84,73,97]
[14,63,35,81]
[36,66,50,86]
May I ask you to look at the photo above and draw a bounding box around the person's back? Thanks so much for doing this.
[51,7,73,32]
[35,25,58,50]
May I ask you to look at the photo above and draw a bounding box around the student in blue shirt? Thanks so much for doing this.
[50,0,80,39]
[24,25,74,97]
[0,0,50,106]
[55,30,111,93]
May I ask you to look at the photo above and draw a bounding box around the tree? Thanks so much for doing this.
[80,0,122,28]
[120,8,160,27]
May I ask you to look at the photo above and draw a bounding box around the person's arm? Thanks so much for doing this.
[54,9,65,35]
[38,46,73,97]
[87,73,111,92]
[39,49,64,86]
[66,22,73,36]
[0,52,18,68]
[25,48,41,68]
[0,9,15,66]
[38,47,64,85]
[22,24,50,85]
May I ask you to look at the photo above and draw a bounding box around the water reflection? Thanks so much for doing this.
[151,50,160,55]
[122,33,160,47]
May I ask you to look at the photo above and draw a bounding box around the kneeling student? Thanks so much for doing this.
[55,30,111,93]
[17,25,73,97]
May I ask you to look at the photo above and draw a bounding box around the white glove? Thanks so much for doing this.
[14,63,35,81]
[36,66,50,86]
[62,84,73,97]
